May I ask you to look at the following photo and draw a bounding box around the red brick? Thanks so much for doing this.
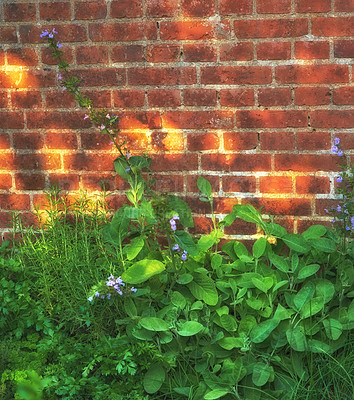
[0,92,7,108]
[183,44,217,62]
[15,173,46,190]
[275,65,348,84]
[39,2,71,20]
[312,18,353,37]
[297,132,331,150]
[201,66,272,85]
[334,41,354,58]
[128,68,196,86]
[260,176,293,193]
[81,90,111,108]
[237,110,307,128]
[11,91,42,109]
[0,153,61,171]
[260,132,295,150]
[49,174,80,191]
[220,43,254,61]
[0,112,24,129]
[75,46,108,64]
[295,41,329,59]
[296,176,330,194]
[27,111,89,129]
[294,87,330,105]
[257,41,291,60]
[111,0,142,18]
[82,174,116,191]
[13,132,44,150]
[6,48,38,66]
[119,131,149,150]
[162,111,233,130]
[222,176,256,192]
[190,216,215,235]
[4,3,36,21]
[148,89,181,108]
[41,47,73,65]
[118,112,162,130]
[331,133,354,150]
[257,0,291,14]
[146,0,179,16]
[0,50,3,66]
[258,88,292,106]
[113,90,145,108]
[0,70,56,89]
[187,132,220,151]
[311,110,354,129]
[245,197,312,216]
[234,19,308,38]
[184,89,217,106]
[72,68,125,87]
[0,27,17,43]
[333,87,354,105]
[111,45,144,62]
[45,90,76,108]
[0,134,10,149]
[75,1,107,19]
[219,0,252,15]
[89,22,157,42]
[315,199,340,216]
[202,154,271,172]
[181,0,215,16]
[335,0,354,11]
[160,21,216,40]
[63,153,116,172]
[45,132,78,150]
[220,89,254,107]
[295,0,331,12]
[275,154,338,172]
[21,24,87,43]
[0,194,31,210]
[0,174,12,190]
[146,45,180,63]
[152,174,184,192]
[224,219,258,235]
[224,132,258,150]
[151,131,184,151]
[150,154,198,172]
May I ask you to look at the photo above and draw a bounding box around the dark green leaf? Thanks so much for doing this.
[197,177,212,197]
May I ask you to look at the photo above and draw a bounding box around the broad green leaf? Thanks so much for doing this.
[294,282,316,312]
[301,297,325,319]
[198,234,216,252]
[174,230,199,256]
[122,259,165,284]
[323,319,343,340]
[123,297,137,318]
[297,264,320,280]
[125,236,144,260]
[315,279,335,303]
[252,237,267,259]
[220,314,237,332]
[233,204,263,225]
[252,363,271,387]
[171,291,186,309]
[234,241,250,259]
[218,336,243,350]
[123,206,142,219]
[269,252,290,273]
[265,222,287,238]
[309,238,337,253]
[132,327,155,341]
[197,177,212,197]
[221,212,237,227]
[274,304,294,321]
[188,273,218,306]
[286,326,307,351]
[211,254,223,269]
[246,298,263,310]
[143,364,165,394]
[140,317,169,332]
[252,277,273,293]
[177,273,193,284]
[273,280,289,293]
[173,387,191,396]
[178,321,204,336]
[250,319,279,343]
[238,315,257,335]
[168,195,194,228]
[301,225,327,240]
[159,331,173,344]
[307,339,333,354]
[191,301,203,310]
[282,234,310,253]
[204,389,229,400]
[291,254,299,271]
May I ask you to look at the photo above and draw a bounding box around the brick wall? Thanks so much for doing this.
[0,0,353,239]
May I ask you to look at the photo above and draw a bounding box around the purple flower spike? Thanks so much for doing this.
[172,244,180,251]
[57,73,62,80]
[181,251,188,261]
[336,205,341,212]
[336,176,343,183]
[40,30,49,38]
[56,41,62,48]
[61,86,66,91]
[337,150,343,157]
[334,137,340,145]
[49,32,54,38]
[170,220,177,231]
[125,167,131,172]
[88,296,93,302]
[131,287,137,293]
[100,124,105,130]
[84,114,89,120]
[331,218,336,224]
[331,146,338,154]
[107,294,111,299]
[52,28,57,34]
[346,226,351,231]
[95,291,100,298]
[126,152,131,158]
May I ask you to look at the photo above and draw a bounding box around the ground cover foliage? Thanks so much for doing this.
[0,28,353,400]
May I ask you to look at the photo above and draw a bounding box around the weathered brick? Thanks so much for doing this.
[334,41,354,58]
[222,176,256,192]
[295,41,330,59]
[335,0,354,12]
[234,19,308,38]
[81,133,112,150]
[224,219,257,235]
[118,112,162,130]
[82,174,116,191]
[202,154,271,171]
[181,0,215,16]
[146,44,180,63]
[0,153,61,171]
[163,111,233,129]
[111,45,145,62]
[258,88,292,106]
[245,197,312,216]
[257,41,291,60]
[89,22,157,42]
[81,90,111,108]
[220,43,254,61]
[0,112,24,129]
[275,154,338,172]
[260,132,295,150]
[219,0,252,15]
[151,131,184,151]
[72,68,125,87]
[187,132,220,151]
[257,0,291,14]
[224,132,258,150]
[297,132,331,150]
[119,131,149,150]
[146,0,179,16]
[294,87,330,105]
[46,132,78,149]
[13,132,44,150]
[201,66,272,85]
[49,174,80,191]
[39,2,71,20]
[295,0,331,12]
[184,89,217,106]
[0,70,56,89]
[150,154,198,171]
[11,91,42,108]
[6,48,38,66]
[296,176,330,194]
[15,173,46,190]
[220,89,254,107]
[312,18,354,37]
[63,153,116,172]
[41,47,73,65]
[75,46,108,64]
[0,27,17,43]
[0,134,10,149]
[21,24,87,43]
[275,65,348,84]
[260,176,293,193]
[333,87,354,105]
[0,174,12,190]
[45,90,76,108]
[0,92,7,108]
[237,110,307,128]
[111,0,143,18]
[4,3,36,22]
[310,110,354,129]
[75,1,107,19]
[183,44,217,62]
[113,90,145,108]
[0,194,31,210]
[334,133,354,150]
[27,111,89,129]
[129,68,197,86]
[148,89,181,108]
[160,21,215,40]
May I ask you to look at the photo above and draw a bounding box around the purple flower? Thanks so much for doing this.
[56,41,62,48]
[116,289,123,295]
[84,114,89,120]
[336,205,341,212]
[57,73,62,80]
[337,150,343,157]
[88,296,93,302]
[331,218,336,224]
[172,244,180,251]
[337,176,343,183]
[95,291,100,298]
[170,219,177,231]
[131,287,137,293]
[334,137,340,145]
[61,86,66,91]
[100,124,105,130]
[52,28,57,34]
[126,152,131,158]
[125,167,131,172]
[324,209,328,214]
[48,32,54,38]
[106,113,110,119]
[351,216,354,225]
[332,146,338,154]
[40,30,49,38]
[181,251,188,261]
[100,295,105,299]
[107,294,111,299]
[345,226,350,231]
[172,215,179,220]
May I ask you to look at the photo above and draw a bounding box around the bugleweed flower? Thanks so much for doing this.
[106,113,110,119]
[126,152,131,158]
[181,251,188,261]
[57,73,62,80]
[100,124,105,130]
[95,291,100,297]
[334,137,340,145]
[338,150,343,157]
[337,176,343,183]
[169,215,180,231]
[131,287,137,293]
[40,29,49,38]
[56,41,62,48]
[332,145,338,154]
[336,205,341,212]
[172,244,180,251]
[84,114,89,120]
[88,296,93,302]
